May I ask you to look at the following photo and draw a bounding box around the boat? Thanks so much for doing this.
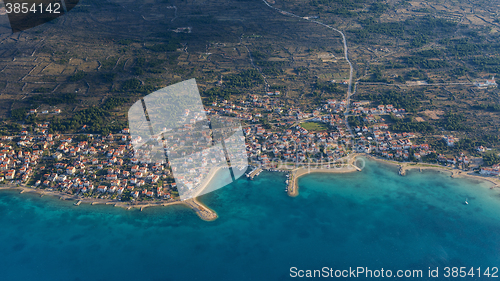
[465,198,468,205]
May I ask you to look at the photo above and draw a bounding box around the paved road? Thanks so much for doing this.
[261,0,355,134]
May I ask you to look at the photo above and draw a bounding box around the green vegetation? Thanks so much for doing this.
[348,116,365,128]
[300,122,328,131]
[404,70,428,81]
[402,56,449,69]
[47,97,129,134]
[315,81,342,93]
[350,16,456,46]
[473,104,500,112]
[32,87,51,93]
[121,78,142,91]
[361,67,388,83]
[356,90,422,112]
[204,87,239,101]
[29,93,77,106]
[224,69,263,88]
[483,152,500,166]
[391,118,434,133]
[101,73,116,83]
[50,107,125,134]
[190,68,261,103]
[102,97,129,110]
[146,42,179,52]
[441,112,468,131]
[445,38,481,57]
[471,56,500,73]
[68,71,87,82]
[10,108,27,121]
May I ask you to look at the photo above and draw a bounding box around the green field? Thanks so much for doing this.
[300,122,328,132]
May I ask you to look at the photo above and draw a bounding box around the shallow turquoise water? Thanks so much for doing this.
[0,158,499,281]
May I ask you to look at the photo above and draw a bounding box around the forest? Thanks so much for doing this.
[483,152,500,166]
[355,90,423,112]
[29,93,78,106]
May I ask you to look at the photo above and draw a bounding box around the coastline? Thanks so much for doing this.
[287,154,362,197]
[0,165,230,221]
[286,153,500,197]
[2,155,499,219]
[0,182,218,221]
[363,154,500,188]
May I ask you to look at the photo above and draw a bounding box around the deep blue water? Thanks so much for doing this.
[1,158,499,281]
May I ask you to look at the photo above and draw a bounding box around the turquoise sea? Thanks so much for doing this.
[1,158,500,281]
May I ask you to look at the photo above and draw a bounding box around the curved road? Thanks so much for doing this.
[261,0,355,134]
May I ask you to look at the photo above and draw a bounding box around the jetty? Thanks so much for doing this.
[184,198,218,221]
[74,200,82,206]
[287,171,297,197]
[246,168,263,180]
[398,165,406,176]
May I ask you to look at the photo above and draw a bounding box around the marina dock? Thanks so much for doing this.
[246,168,263,180]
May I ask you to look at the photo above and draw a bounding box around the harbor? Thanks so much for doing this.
[246,167,263,180]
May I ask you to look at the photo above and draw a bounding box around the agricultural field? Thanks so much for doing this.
[0,0,498,148]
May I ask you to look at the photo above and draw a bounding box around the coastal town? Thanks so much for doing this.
[0,89,498,213]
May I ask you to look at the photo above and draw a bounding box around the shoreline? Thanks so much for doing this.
[363,154,500,188]
[286,153,500,197]
[0,184,217,221]
[2,155,499,218]
[287,154,361,197]
[0,166,228,221]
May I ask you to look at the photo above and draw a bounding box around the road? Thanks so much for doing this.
[261,0,355,135]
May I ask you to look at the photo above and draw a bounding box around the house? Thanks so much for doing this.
[443,135,455,147]
[480,167,500,176]
[97,186,107,193]
[5,170,15,180]
[66,166,76,175]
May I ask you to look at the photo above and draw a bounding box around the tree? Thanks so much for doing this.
[483,153,500,166]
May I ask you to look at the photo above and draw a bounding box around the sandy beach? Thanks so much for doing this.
[286,154,362,197]
[190,166,225,199]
